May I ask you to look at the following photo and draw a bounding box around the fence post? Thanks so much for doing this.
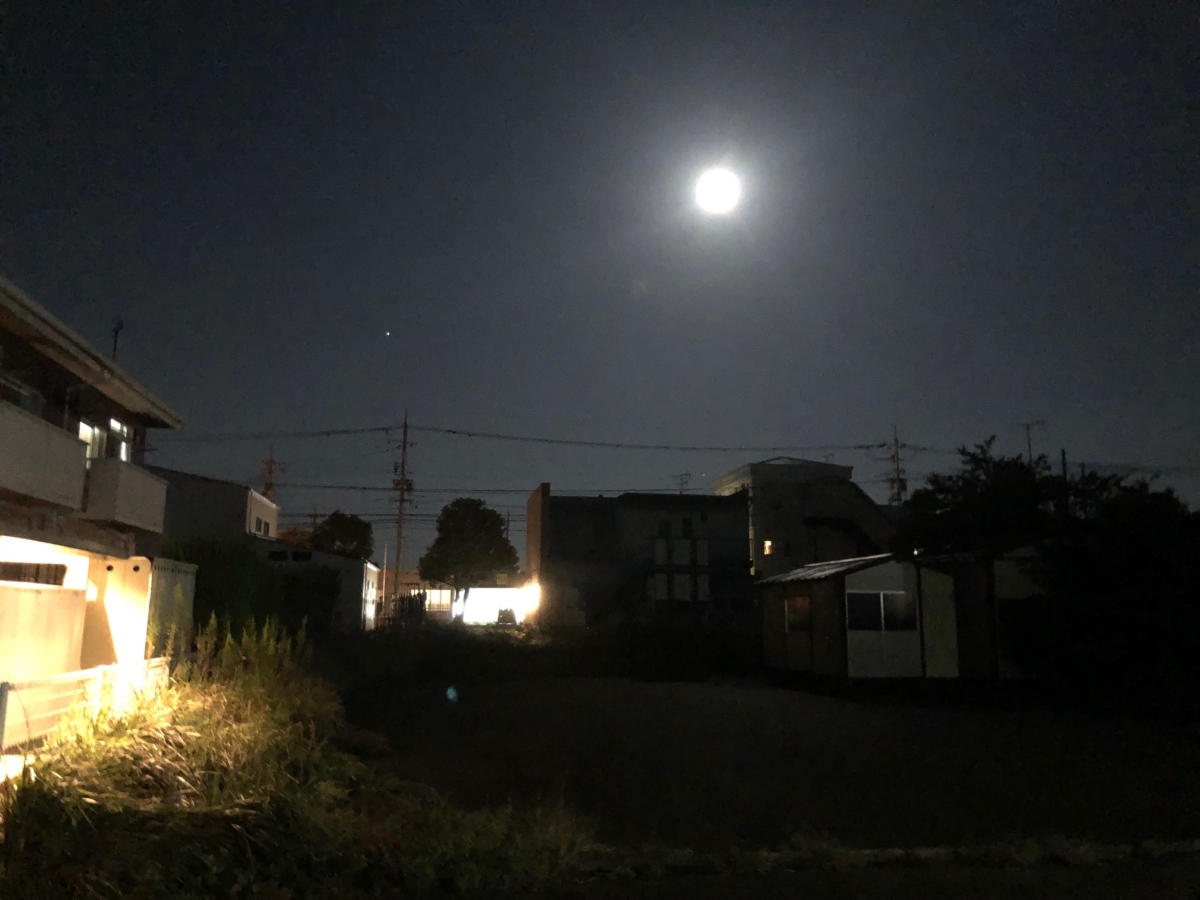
[0,681,10,753]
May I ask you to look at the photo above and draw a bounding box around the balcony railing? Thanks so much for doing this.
[0,400,87,509]
[82,458,168,533]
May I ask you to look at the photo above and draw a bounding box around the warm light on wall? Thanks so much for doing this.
[0,536,91,589]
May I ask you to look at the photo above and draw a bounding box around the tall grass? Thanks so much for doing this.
[0,618,591,898]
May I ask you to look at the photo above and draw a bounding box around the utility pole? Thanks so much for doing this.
[392,412,413,580]
[1020,420,1046,462]
[380,541,389,605]
[111,318,125,361]
[886,426,908,506]
[1061,448,1068,480]
[262,444,285,502]
[674,472,691,494]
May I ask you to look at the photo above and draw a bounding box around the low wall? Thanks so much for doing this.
[0,584,87,682]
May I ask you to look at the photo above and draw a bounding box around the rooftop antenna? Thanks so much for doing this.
[1020,420,1046,462]
[674,472,691,494]
[111,318,125,361]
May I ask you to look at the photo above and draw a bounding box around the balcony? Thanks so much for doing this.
[82,458,168,533]
[0,400,87,509]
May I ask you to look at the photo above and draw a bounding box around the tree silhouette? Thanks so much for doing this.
[419,498,518,598]
[310,511,374,560]
[897,438,1200,699]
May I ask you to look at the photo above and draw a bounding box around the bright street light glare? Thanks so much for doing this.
[694,167,742,215]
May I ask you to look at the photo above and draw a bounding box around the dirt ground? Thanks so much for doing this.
[349,676,1200,853]
[544,860,1200,900]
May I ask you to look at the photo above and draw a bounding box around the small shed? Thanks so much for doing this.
[759,553,960,679]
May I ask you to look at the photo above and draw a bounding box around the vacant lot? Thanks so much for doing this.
[351,676,1200,852]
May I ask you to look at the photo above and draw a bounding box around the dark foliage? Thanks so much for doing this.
[897,439,1200,704]
[310,511,374,560]
[418,498,518,593]
[165,537,341,638]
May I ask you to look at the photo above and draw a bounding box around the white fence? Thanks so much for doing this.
[0,657,169,752]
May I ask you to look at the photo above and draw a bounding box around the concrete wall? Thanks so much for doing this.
[82,458,168,533]
[80,555,153,668]
[0,399,87,509]
[0,584,87,681]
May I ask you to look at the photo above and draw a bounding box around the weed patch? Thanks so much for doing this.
[0,619,591,898]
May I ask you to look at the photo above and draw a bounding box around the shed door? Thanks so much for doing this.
[920,568,959,677]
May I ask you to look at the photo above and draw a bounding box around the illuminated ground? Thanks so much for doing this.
[350,676,1200,852]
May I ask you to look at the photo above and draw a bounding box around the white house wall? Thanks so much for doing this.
[844,561,922,678]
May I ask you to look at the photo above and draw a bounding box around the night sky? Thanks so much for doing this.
[3,4,1197,565]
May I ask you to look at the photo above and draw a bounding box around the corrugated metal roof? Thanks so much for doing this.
[757,552,895,584]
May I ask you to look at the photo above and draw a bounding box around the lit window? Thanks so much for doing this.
[763,540,773,556]
[78,421,107,464]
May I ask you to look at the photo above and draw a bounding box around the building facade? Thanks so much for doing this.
[526,483,752,627]
[0,274,184,685]
[138,465,279,556]
[713,457,895,580]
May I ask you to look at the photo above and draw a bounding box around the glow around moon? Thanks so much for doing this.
[694,167,742,215]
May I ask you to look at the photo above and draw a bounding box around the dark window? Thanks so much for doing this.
[783,542,794,557]
[268,550,289,561]
[255,517,263,533]
[785,595,811,632]
[262,521,270,537]
[883,592,918,631]
[0,562,67,586]
[681,518,693,537]
[846,592,883,631]
[291,551,313,562]
[658,520,671,539]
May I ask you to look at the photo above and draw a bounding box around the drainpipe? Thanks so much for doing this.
[0,682,9,753]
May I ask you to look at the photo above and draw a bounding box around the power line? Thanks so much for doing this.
[152,420,889,453]
[271,482,708,494]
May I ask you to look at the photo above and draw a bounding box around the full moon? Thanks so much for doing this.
[694,167,742,215]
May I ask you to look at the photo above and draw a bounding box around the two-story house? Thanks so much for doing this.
[0,274,186,686]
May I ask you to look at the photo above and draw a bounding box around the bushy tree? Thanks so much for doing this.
[895,437,1055,555]
[897,438,1200,702]
[310,511,373,560]
[419,499,518,598]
